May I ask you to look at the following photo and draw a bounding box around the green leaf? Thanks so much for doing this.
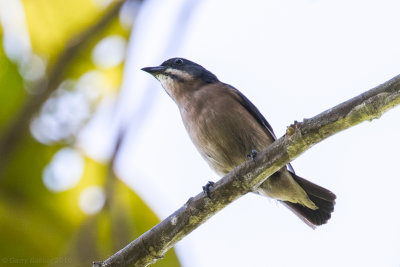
[0,36,25,131]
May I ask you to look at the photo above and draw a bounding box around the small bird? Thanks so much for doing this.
[142,58,336,228]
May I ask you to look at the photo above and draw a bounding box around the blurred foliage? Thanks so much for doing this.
[23,0,103,60]
[0,35,25,130]
[0,1,180,266]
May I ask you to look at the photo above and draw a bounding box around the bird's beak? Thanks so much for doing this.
[141,66,166,75]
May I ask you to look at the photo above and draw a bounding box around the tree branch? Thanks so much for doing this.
[0,0,127,174]
[94,74,400,267]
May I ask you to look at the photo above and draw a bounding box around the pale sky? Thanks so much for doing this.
[82,0,400,266]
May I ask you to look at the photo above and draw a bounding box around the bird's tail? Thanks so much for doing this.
[281,173,336,229]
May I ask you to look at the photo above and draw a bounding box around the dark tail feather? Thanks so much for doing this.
[282,173,336,229]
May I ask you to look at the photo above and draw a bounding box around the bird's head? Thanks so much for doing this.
[142,58,218,102]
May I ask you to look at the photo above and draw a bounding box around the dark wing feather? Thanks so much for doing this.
[226,84,296,173]
[226,84,277,141]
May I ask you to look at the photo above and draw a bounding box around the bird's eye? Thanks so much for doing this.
[173,58,184,65]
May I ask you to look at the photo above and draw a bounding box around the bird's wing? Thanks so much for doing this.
[226,84,277,141]
[226,84,296,174]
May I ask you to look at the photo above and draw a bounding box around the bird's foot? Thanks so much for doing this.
[202,181,215,198]
[247,149,258,160]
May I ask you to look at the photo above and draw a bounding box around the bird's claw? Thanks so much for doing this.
[247,149,258,160]
[202,181,215,198]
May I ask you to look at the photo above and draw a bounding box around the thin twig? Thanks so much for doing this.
[94,74,400,266]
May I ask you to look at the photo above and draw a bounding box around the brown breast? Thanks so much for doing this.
[179,83,273,176]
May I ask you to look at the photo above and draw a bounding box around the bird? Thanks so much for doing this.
[142,57,336,228]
